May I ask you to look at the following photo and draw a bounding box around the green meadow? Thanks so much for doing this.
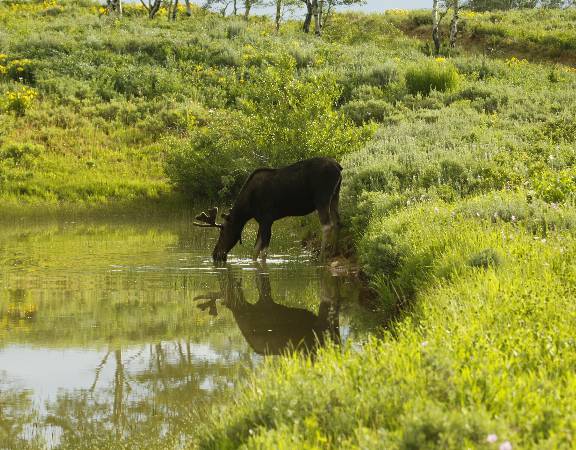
[1,1,575,448]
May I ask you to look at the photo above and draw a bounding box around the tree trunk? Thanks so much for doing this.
[107,0,122,16]
[233,0,237,15]
[275,0,281,32]
[150,0,161,19]
[432,0,441,55]
[303,1,313,33]
[449,0,460,49]
[167,0,173,20]
[185,0,192,16]
[312,0,321,35]
[172,0,179,20]
[244,0,251,20]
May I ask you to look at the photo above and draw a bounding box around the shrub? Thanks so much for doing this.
[2,86,38,116]
[165,58,372,200]
[0,142,44,167]
[226,21,246,40]
[342,99,395,125]
[405,60,461,96]
[4,58,36,84]
[360,61,399,87]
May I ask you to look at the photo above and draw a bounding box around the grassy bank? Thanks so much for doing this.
[198,198,576,449]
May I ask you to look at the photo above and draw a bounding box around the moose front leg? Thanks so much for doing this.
[318,207,334,261]
[253,222,272,261]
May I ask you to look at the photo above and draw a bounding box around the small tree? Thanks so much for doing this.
[167,0,180,20]
[202,0,234,16]
[106,0,123,16]
[271,0,300,32]
[320,0,365,29]
[431,0,460,54]
[185,0,193,16]
[300,0,364,35]
[140,0,162,18]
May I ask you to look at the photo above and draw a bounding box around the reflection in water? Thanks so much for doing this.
[195,266,341,356]
[0,219,376,449]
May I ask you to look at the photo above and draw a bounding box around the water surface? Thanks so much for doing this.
[0,217,377,449]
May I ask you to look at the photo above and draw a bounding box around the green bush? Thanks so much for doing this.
[342,98,395,124]
[4,58,36,84]
[0,142,44,167]
[405,60,461,96]
[226,21,246,40]
[165,57,372,200]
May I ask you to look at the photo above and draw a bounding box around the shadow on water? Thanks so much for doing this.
[194,265,341,356]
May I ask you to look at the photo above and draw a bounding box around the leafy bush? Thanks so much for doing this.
[342,98,395,124]
[2,86,37,116]
[359,61,399,87]
[1,58,36,84]
[166,56,372,200]
[226,21,246,40]
[405,60,460,96]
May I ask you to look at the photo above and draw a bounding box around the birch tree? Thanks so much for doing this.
[185,0,193,16]
[431,0,459,54]
[106,0,123,16]
[271,0,299,32]
[449,0,460,48]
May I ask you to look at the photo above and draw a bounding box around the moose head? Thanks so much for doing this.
[193,207,242,262]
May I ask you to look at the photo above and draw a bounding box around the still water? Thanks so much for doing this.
[0,217,377,449]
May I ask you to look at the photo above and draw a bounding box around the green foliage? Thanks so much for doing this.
[405,60,461,96]
[165,56,372,200]
[342,98,395,124]
[2,86,37,116]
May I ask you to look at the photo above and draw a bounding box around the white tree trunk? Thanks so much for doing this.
[432,0,441,54]
[449,0,460,49]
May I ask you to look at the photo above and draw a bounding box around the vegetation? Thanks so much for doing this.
[1,1,576,449]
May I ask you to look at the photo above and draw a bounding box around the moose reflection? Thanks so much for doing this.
[194,267,341,356]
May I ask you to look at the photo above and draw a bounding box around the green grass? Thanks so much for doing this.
[197,198,576,449]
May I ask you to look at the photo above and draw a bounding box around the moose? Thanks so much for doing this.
[194,157,342,262]
[194,267,341,356]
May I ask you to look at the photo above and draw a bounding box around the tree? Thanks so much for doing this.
[202,0,234,16]
[167,0,180,20]
[185,0,193,16]
[271,0,300,32]
[320,0,365,29]
[106,0,123,16]
[449,0,460,48]
[243,0,266,19]
[140,0,162,18]
[431,0,460,54]
[300,0,364,35]
[464,0,574,9]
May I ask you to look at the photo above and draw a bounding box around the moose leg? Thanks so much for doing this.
[253,222,272,261]
[317,207,333,261]
[329,180,341,254]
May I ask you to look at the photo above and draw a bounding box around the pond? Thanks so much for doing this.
[0,217,379,449]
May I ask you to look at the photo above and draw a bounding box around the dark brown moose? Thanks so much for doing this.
[194,268,341,356]
[193,157,342,262]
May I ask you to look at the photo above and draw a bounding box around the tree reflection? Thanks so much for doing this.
[194,266,342,356]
